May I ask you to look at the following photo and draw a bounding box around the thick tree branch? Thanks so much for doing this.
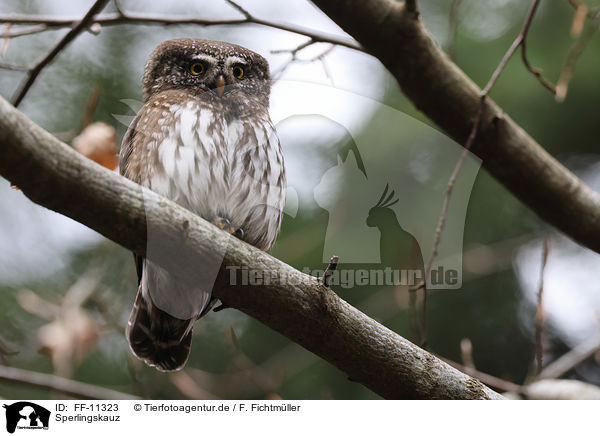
[0,96,502,400]
[310,0,600,255]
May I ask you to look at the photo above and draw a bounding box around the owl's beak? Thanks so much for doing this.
[214,75,226,97]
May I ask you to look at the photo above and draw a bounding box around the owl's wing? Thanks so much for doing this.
[118,115,136,178]
[119,106,147,286]
[119,104,199,371]
[119,102,152,185]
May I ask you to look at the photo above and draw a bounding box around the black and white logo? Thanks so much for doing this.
[3,402,50,433]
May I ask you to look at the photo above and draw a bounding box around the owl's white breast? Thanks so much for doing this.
[148,100,285,249]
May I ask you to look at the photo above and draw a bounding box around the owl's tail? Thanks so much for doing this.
[126,290,193,372]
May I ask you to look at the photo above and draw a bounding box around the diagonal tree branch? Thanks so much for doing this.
[0,363,140,400]
[421,0,546,348]
[0,95,502,400]
[310,0,600,255]
[10,0,110,107]
[0,12,362,51]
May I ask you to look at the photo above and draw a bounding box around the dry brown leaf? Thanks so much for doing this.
[571,4,589,38]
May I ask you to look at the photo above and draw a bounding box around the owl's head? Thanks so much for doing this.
[142,38,271,107]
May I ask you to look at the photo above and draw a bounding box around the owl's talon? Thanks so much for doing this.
[213,216,232,231]
[212,217,245,240]
[234,227,244,240]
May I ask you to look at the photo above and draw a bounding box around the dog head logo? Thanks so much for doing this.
[3,402,50,433]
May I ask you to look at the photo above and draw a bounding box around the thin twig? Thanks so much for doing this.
[407,238,423,345]
[520,19,557,93]
[11,0,110,107]
[1,23,10,54]
[421,0,544,346]
[0,363,140,399]
[113,0,125,17]
[271,37,315,55]
[224,0,252,19]
[460,338,475,369]
[447,0,461,60]
[0,336,18,364]
[0,12,363,51]
[537,331,600,380]
[0,61,29,71]
[555,10,600,102]
[442,357,522,393]
[567,0,599,19]
[535,237,550,375]
[0,24,49,38]
[272,40,335,81]
[482,0,544,95]
[79,82,103,131]
[570,2,589,37]
[420,100,483,348]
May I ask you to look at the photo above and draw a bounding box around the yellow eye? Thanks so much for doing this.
[233,65,244,79]
[190,62,205,75]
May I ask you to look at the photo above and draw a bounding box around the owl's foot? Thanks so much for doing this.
[212,217,245,240]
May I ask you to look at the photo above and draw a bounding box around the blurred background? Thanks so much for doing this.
[0,0,599,399]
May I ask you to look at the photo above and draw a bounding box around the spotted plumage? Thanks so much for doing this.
[119,39,285,371]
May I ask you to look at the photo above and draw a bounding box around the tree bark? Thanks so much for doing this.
[311,0,600,254]
[0,96,503,399]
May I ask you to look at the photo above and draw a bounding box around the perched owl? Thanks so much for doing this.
[119,38,285,371]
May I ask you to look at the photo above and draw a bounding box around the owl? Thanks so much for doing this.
[119,38,285,371]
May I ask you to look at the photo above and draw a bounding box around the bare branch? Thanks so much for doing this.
[11,0,110,107]
[271,37,316,55]
[535,238,550,375]
[0,95,503,400]
[0,24,49,38]
[483,0,548,95]
[421,101,483,344]
[0,12,363,51]
[271,39,335,81]
[423,0,545,277]
[443,358,522,394]
[556,10,600,102]
[520,24,557,93]
[522,379,600,399]
[537,331,600,380]
[224,0,252,20]
[314,0,600,343]
[0,363,140,399]
[0,61,29,71]
[567,0,599,19]
[460,338,475,370]
[113,0,125,17]
[0,336,18,363]
[427,1,543,311]
[570,2,589,37]
[447,0,461,60]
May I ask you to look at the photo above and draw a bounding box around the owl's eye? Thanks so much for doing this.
[190,62,205,75]
[233,65,244,80]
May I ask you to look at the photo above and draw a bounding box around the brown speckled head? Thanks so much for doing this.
[142,38,270,107]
